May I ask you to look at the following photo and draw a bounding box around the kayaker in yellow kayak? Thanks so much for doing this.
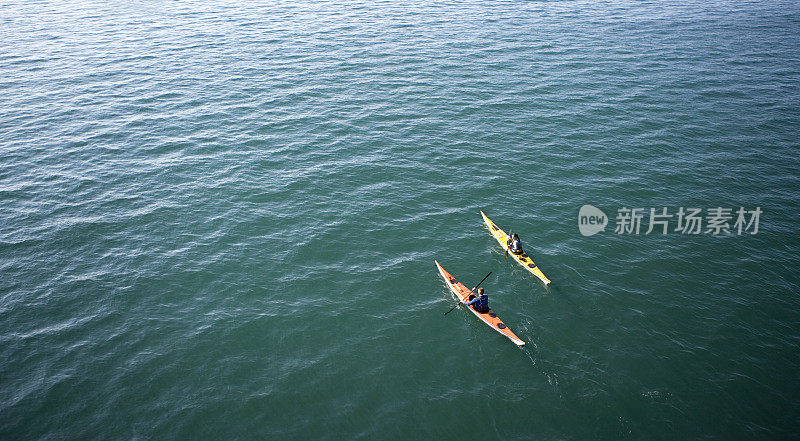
[464,288,490,313]
[506,233,523,255]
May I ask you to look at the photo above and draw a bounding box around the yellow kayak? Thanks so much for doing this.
[480,211,551,286]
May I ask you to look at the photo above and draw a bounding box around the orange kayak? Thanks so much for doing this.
[435,260,525,346]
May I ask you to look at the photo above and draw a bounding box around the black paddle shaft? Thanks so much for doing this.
[444,271,492,316]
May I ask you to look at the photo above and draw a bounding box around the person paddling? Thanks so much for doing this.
[507,233,523,255]
[464,288,490,313]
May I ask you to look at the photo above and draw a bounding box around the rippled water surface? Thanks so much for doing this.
[2,0,799,439]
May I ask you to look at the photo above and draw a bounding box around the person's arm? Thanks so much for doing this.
[464,296,478,305]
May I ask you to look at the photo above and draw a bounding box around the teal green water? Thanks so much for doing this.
[2,1,800,439]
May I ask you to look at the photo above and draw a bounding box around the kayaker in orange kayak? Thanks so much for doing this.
[464,288,490,313]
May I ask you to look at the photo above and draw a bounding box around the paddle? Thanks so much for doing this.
[444,271,492,316]
[505,230,512,256]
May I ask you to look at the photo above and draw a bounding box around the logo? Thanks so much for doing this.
[576,205,762,236]
[578,205,608,236]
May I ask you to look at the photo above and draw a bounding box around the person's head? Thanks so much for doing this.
[477,288,485,295]
[512,233,519,240]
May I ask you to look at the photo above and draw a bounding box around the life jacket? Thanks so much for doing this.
[510,237,523,254]
[473,294,489,312]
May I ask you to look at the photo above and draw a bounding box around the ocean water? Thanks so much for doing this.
[2,0,799,439]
